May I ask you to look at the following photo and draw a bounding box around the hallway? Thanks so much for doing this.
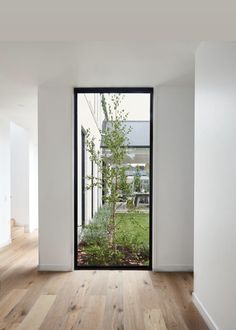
[0,231,207,329]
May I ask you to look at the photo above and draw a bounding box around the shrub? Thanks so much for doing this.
[137,242,150,259]
[78,206,149,266]
[126,198,135,209]
[83,244,124,266]
[80,205,111,246]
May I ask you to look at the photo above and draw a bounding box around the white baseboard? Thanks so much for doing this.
[0,238,12,249]
[153,264,193,272]
[192,292,219,330]
[38,264,72,272]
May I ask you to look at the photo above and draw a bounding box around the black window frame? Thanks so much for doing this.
[81,128,86,227]
[91,159,94,219]
[74,87,153,270]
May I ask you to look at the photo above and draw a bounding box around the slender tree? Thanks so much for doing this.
[85,94,132,247]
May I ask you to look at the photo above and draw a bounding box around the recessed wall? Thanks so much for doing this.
[0,116,11,248]
[10,122,29,229]
[38,82,194,271]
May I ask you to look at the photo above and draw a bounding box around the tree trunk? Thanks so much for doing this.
[109,200,116,247]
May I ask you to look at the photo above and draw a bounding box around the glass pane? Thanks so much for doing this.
[77,91,151,268]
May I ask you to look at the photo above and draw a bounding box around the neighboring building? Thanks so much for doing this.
[102,120,150,201]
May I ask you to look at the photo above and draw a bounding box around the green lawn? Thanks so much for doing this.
[115,212,149,250]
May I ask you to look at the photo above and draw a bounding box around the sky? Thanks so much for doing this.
[103,93,150,121]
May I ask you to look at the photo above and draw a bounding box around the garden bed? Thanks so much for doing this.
[77,207,150,267]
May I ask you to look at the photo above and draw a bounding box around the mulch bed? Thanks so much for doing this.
[77,244,148,267]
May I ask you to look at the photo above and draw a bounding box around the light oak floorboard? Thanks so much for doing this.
[0,231,208,330]
[0,289,27,320]
[144,309,167,330]
[18,295,56,330]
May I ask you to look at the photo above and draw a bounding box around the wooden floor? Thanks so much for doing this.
[0,230,208,330]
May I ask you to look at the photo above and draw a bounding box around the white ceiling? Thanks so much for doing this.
[0,42,197,130]
[0,1,235,136]
[0,0,236,41]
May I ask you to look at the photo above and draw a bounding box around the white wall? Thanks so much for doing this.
[38,83,194,271]
[10,122,29,229]
[194,43,236,330]
[154,86,194,271]
[29,142,38,232]
[0,116,11,248]
[38,82,73,271]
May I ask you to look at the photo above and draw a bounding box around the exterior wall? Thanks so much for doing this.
[77,94,103,227]
[0,116,11,248]
[194,42,236,330]
[154,86,194,271]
